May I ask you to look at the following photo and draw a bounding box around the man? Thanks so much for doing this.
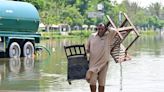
[86,23,116,92]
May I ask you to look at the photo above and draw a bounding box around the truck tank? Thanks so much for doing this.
[0,1,40,32]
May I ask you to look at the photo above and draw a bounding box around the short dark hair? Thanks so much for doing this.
[98,23,105,27]
[95,23,105,31]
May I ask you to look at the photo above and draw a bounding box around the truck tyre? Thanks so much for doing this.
[23,41,34,57]
[9,42,21,58]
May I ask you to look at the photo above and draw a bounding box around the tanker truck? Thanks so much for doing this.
[0,1,41,58]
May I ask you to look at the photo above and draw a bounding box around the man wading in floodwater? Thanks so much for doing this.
[86,23,116,92]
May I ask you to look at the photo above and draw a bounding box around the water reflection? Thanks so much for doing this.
[0,60,5,82]
[23,57,34,72]
[9,57,35,73]
[0,57,40,91]
[36,35,164,92]
[9,58,21,73]
[120,63,123,91]
[0,35,164,92]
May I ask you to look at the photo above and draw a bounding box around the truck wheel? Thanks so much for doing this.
[9,42,21,58]
[23,41,34,57]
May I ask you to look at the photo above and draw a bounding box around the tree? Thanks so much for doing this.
[60,5,84,26]
[13,0,163,30]
[148,2,162,18]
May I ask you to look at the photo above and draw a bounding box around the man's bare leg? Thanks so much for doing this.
[90,85,96,92]
[98,85,104,92]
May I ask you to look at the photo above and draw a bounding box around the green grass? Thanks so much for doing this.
[39,30,92,39]
[139,30,158,36]
[39,30,159,39]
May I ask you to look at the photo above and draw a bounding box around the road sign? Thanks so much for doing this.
[87,11,104,18]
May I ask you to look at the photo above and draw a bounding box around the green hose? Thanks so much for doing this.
[35,45,51,65]
[35,45,51,55]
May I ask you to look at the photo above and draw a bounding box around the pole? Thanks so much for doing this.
[119,11,122,27]
[120,62,123,91]
[119,11,123,91]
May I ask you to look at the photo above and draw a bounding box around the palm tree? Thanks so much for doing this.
[148,2,162,18]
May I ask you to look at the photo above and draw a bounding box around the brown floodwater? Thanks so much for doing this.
[0,35,164,92]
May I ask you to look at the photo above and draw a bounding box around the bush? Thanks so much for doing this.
[39,30,92,38]
[140,30,158,35]
[69,30,92,37]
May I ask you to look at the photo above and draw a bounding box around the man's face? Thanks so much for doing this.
[97,25,106,37]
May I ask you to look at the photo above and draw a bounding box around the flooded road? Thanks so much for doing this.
[0,35,164,92]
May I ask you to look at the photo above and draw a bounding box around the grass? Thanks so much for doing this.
[139,30,159,36]
[39,30,92,39]
[39,30,159,39]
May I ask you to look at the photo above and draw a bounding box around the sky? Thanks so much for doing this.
[112,0,164,8]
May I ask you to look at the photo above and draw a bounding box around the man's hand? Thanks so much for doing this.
[86,71,93,83]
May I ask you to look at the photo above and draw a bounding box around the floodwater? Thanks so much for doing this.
[0,35,164,92]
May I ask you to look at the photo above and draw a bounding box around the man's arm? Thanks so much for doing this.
[106,27,117,46]
[86,36,91,53]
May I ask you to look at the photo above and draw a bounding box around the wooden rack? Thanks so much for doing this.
[106,13,140,63]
